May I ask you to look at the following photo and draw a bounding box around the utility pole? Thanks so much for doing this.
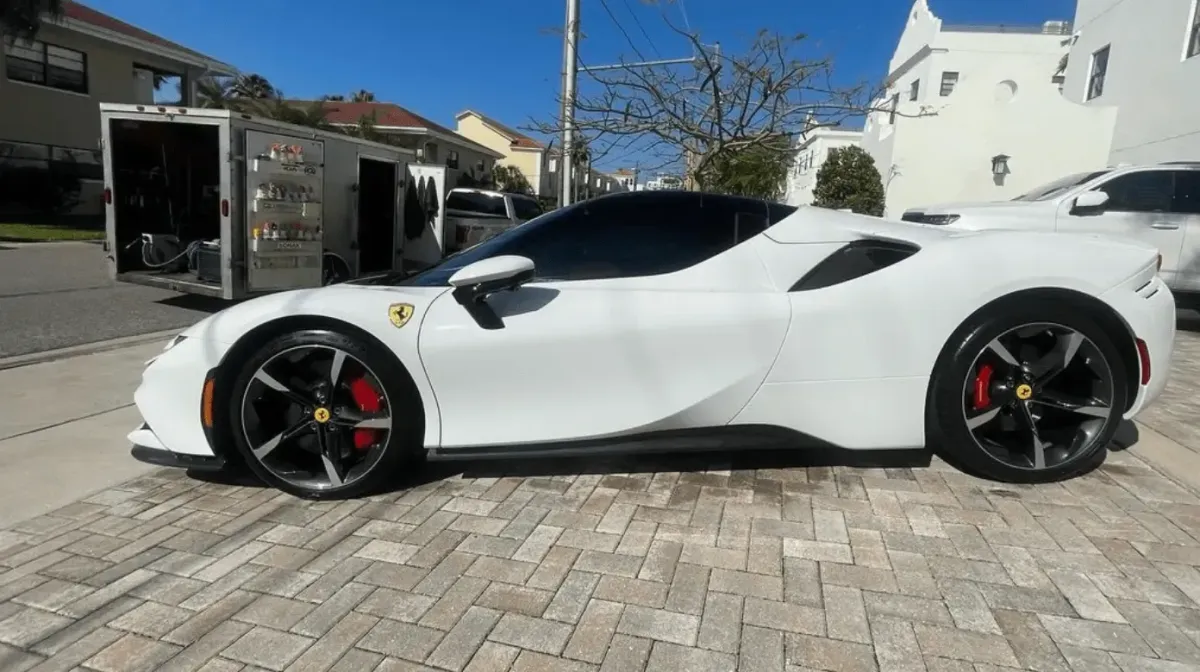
[559,0,581,207]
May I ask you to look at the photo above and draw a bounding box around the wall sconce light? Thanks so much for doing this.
[991,154,1011,176]
[415,147,425,161]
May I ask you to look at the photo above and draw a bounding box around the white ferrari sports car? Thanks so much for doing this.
[129,191,1176,499]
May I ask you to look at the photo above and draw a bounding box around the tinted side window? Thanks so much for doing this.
[768,202,798,224]
[697,195,762,245]
[498,193,750,280]
[1172,171,1200,215]
[1096,172,1174,213]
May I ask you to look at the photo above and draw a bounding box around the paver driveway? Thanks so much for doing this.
[1,327,1199,672]
[2,450,1200,672]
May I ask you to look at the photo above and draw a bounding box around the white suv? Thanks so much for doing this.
[901,163,1200,309]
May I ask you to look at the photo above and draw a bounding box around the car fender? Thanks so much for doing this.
[182,284,452,447]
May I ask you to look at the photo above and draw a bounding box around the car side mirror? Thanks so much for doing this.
[1072,190,1109,213]
[449,255,535,306]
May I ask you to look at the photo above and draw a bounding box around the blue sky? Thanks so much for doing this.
[87,0,1076,169]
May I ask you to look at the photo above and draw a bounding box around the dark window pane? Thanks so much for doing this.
[511,196,542,220]
[446,190,507,217]
[6,56,45,84]
[1097,171,1173,213]
[1172,171,1200,215]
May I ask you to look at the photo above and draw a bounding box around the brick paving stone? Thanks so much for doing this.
[4,343,1200,672]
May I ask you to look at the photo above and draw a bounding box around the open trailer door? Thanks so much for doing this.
[244,129,325,293]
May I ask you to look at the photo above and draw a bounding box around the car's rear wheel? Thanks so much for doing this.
[226,329,422,499]
[927,300,1128,483]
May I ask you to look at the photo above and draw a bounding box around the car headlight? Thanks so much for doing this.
[922,214,960,225]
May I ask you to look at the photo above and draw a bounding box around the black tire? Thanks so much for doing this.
[225,328,423,499]
[926,296,1128,484]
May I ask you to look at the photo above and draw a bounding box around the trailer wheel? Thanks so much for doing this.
[322,252,351,285]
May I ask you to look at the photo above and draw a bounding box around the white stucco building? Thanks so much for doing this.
[862,0,1117,216]
[784,127,863,206]
[1061,0,1200,164]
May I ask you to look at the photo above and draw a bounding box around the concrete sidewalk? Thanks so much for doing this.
[0,341,162,528]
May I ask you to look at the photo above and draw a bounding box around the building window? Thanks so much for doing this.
[1188,0,1200,59]
[939,72,959,96]
[888,93,899,124]
[446,150,459,169]
[3,39,88,94]
[1087,45,1110,100]
[0,140,103,180]
[909,79,920,101]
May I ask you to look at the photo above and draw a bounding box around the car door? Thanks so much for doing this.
[1059,169,1187,285]
[417,193,791,450]
[1170,170,1200,292]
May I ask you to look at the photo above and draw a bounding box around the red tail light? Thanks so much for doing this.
[103,188,112,204]
[1136,338,1151,385]
[221,199,230,217]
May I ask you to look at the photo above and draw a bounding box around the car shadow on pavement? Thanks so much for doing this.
[1178,310,1200,333]
[156,294,242,314]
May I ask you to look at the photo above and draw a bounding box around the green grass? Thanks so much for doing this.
[0,223,105,242]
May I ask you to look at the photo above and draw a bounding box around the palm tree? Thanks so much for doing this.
[350,89,376,102]
[0,0,62,40]
[230,73,277,100]
[195,76,235,109]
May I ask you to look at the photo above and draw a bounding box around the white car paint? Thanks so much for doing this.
[129,206,1176,462]
[902,163,1200,296]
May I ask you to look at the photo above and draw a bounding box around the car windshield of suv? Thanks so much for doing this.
[511,195,543,220]
[1011,170,1111,202]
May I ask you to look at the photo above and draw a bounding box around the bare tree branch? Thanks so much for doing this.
[528,12,927,190]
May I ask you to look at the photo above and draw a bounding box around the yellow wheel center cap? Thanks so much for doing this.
[1015,384,1033,401]
[313,407,331,423]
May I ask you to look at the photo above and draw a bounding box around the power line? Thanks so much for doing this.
[599,0,647,62]
[622,0,661,58]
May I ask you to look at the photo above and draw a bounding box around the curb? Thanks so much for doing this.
[0,328,183,371]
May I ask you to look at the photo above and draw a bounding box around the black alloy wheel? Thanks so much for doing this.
[228,330,422,498]
[962,323,1116,472]
[927,299,1129,484]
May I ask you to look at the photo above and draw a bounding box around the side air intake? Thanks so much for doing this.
[789,239,920,291]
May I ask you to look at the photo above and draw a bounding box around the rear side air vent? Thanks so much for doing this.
[790,239,920,291]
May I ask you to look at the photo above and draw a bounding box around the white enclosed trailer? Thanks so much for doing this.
[100,103,417,300]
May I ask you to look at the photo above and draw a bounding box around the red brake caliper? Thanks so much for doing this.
[972,363,994,410]
[346,375,383,451]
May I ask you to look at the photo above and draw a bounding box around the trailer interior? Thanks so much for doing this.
[110,119,223,295]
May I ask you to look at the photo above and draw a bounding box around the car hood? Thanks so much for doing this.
[905,200,1048,216]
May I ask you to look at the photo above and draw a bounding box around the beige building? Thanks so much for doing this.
[1,1,236,214]
[454,110,552,196]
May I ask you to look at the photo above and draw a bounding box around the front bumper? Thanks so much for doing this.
[128,335,226,465]
[131,440,226,471]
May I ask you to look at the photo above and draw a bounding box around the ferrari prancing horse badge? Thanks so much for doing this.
[388,303,414,329]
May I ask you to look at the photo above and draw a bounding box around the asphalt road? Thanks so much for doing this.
[0,242,224,357]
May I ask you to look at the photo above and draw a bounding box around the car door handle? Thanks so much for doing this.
[1150,222,1180,230]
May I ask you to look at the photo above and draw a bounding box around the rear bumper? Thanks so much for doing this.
[1103,278,1176,418]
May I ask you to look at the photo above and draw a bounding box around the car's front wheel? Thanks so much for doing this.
[226,328,422,499]
[927,298,1128,483]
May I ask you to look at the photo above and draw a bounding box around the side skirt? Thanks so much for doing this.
[427,424,930,469]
